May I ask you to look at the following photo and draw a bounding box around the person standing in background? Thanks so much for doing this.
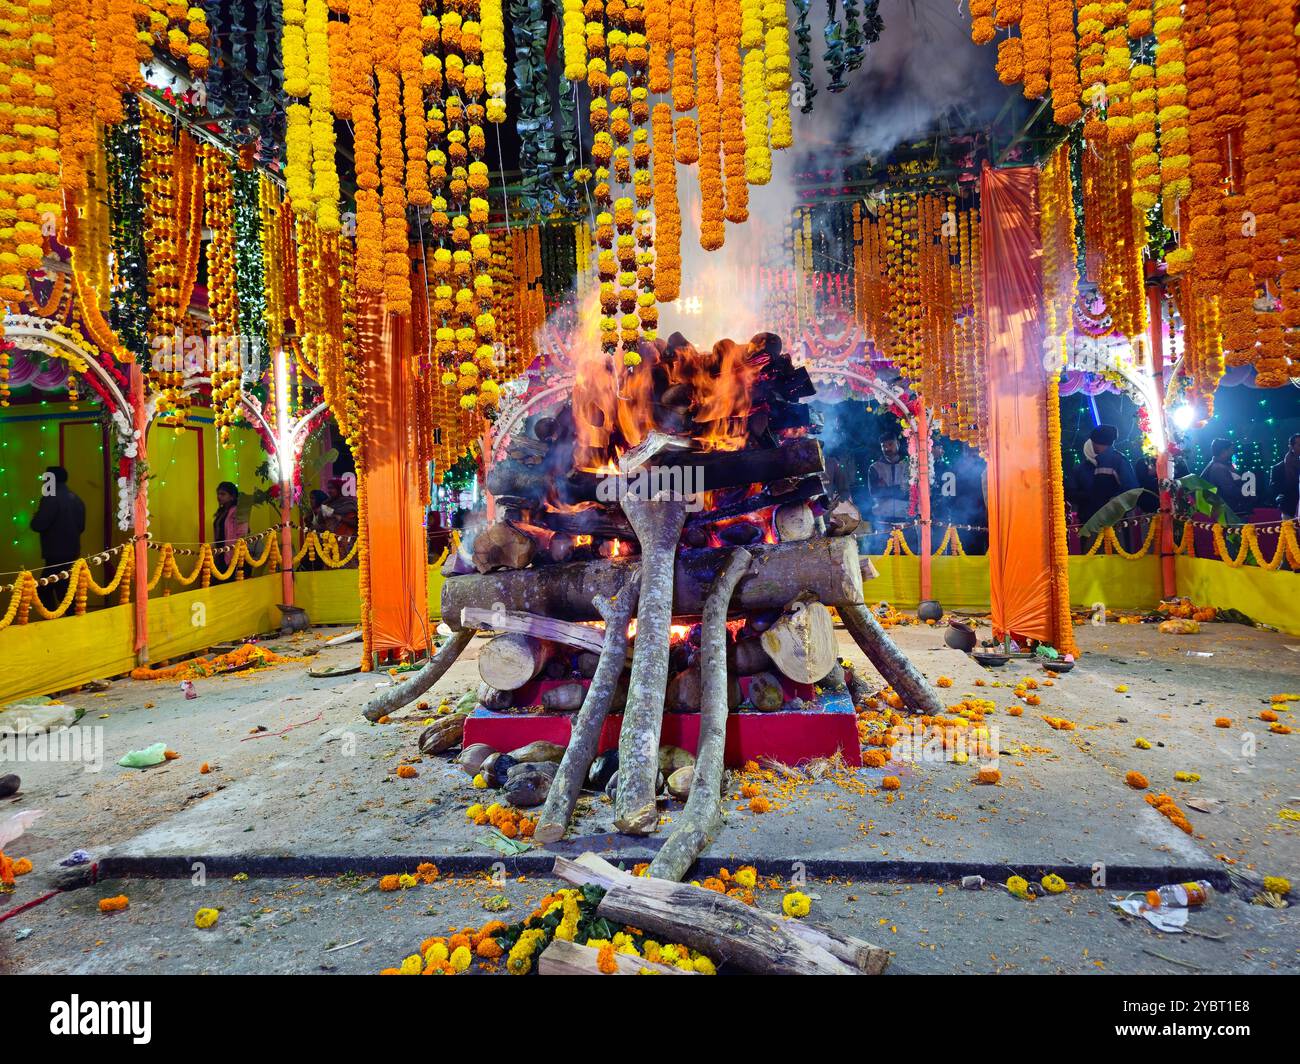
[868,433,911,552]
[1269,433,1300,519]
[212,481,250,581]
[1200,437,1250,519]
[30,465,85,611]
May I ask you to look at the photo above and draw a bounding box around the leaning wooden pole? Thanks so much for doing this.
[614,490,687,835]
[362,627,475,721]
[534,570,641,843]
[839,601,944,715]
[649,548,752,880]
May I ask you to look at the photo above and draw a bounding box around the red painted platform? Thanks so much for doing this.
[462,689,861,768]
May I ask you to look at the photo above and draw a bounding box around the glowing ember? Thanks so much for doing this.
[626,619,693,641]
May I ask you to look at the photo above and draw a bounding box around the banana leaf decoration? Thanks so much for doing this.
[823,0,847,93]
[556,76,581,211]
[792,0,817,113]
[843,0,864,71]
[510,0,558,218]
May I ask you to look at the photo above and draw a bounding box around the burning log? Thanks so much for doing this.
[760,596,837,684]
[362,627,476,722]
[773,501,815,542]
[650,548,752,881]
[440,536,864,623]
[839,601,944,715]
[534,571,641,844]
[477,633,556,691]
[487,439,825,506]
[471,522,537,572]
[614,489,688,835]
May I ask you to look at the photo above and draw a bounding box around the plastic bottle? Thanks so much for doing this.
[1145,881,1214,909]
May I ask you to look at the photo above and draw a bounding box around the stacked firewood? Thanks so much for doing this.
[364,331,942,882]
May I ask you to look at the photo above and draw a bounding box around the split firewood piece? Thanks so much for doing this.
[534,570,641,844]
[362,627,476,722]
[825,498,861,537]
[541,682,587,712]
[773,501,815,542]
[537,937,696,975]
[553,854,885,975]
[471,521,537,573]
[477,633,556,692]
[459,607,606,654]
[839,601,944,715]
[650,548,752,881]
[760,595,837,684]
[615,489,687,835]
[617,430,693,474]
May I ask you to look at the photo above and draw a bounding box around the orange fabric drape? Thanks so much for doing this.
[357,300,431,658]
[980,164,1072,650]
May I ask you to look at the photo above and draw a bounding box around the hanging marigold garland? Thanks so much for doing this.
[202,142,243,444]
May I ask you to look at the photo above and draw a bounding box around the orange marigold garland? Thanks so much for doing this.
[651,102,680,301]
[1046,0,1080,125]
[716,0,748,224]
[694,0,724,250]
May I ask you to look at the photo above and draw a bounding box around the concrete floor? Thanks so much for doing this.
[2,617,1298,974]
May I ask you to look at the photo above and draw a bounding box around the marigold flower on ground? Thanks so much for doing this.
[1214,718,1231,728]
[976,767,1001,785]
[194,907,219,929]
[98,895,129,913]
[748,795,772,813]
[1006,875,1032,899]
[936,676,953,688]
[597,942,618,973]
[1270,723,1293,734]
[396,764,418,778]
[1126,770,1149,789]
[1261,709,1279,722]
[734,866,757,889]
[863,749,888,768]
[1134,737,1151,749]
[1040,873,1067,894]
[12,857,32,875]
[378,874,401,891]
[782,891,811,917]
[1263,876,1291,896]
[881,776,901,791]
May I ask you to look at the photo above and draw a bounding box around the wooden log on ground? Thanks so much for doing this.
[553,854,886,975]
[362,627,475,721]
[774,502,815,542]
[537,937,695,975]
[441,536,863,623]
[650,549,752,881]
[471,522,537,572]
[477,633,556,691]
[534,571,641,843]
[615,490,687,835]
[839,601,943,715]
[459,607,606,654]
[760,596,837,683]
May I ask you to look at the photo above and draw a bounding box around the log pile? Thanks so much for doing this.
[371,330,941,882]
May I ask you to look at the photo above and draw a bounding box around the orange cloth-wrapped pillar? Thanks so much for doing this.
[357,300,430,663]
[980,165,1075,653]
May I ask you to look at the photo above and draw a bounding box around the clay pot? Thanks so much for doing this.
[917,599,944,623]
[944,618,978,654]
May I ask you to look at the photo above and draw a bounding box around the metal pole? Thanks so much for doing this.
[1148,285,1177,600]
[130,364,150,663]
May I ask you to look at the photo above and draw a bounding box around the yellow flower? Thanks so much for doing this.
[450,945,472,972]
[194,907,219,929]
[472,773,488,789]
[693,955,717,975]
[1006,875,1032,900]
[1263,876,1291,896]
[782,891,811,918]
[1134,737,1151,749]
[399,953,423,975]
[1040,874,1067,895]
[734,866,757,889]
